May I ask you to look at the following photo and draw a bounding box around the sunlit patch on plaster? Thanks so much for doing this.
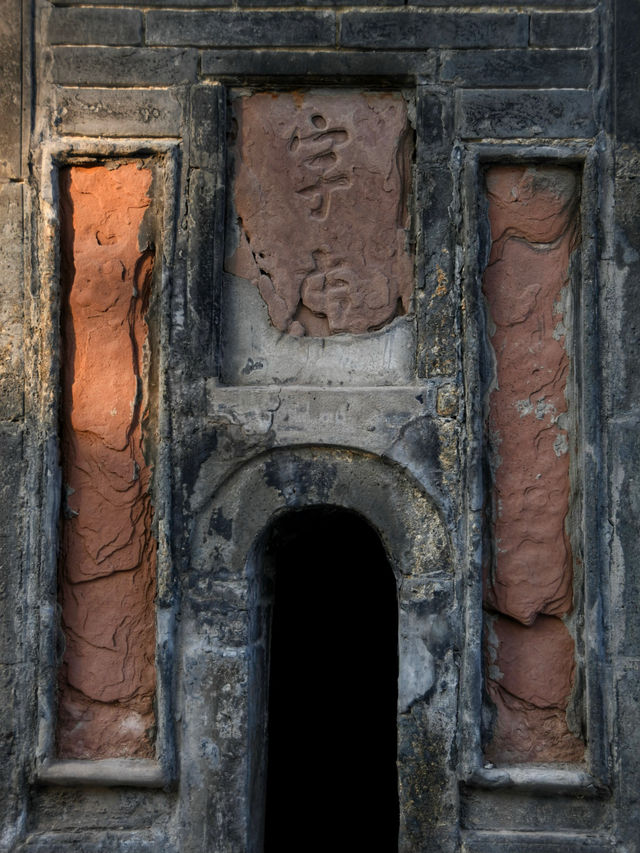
[57,163,157,759]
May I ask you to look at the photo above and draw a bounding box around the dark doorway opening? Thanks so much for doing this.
[262,507,399,851]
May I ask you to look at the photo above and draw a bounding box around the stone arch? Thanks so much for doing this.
[192,445,451,584]
[186,446,456,851]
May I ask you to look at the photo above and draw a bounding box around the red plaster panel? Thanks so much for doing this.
[485,615,583,764]
[482,165,583,764]
[57,164,156,759]
[483,166,578,625]
[227,92,413,337]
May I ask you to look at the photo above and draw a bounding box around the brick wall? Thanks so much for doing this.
[6,0,640,851]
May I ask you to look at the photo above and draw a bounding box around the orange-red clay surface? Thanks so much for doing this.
[228,92,413,337]
[483,165,584,764]
[57,163,156,759]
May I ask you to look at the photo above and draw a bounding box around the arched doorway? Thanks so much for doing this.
[258,507,399,851]
[191,447,454,852]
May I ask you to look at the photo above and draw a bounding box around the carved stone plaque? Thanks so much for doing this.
[227,91,413,337]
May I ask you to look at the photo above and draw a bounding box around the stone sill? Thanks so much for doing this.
[36,759,168,788]
[465,765,609,797]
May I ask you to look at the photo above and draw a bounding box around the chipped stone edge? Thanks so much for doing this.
[31,136,181,787]
[464,765,609,797]
[457,139,611,792]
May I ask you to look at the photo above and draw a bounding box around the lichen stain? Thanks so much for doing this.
[482,165,584,764]
[57,163,156,759]
[226,92,413,337]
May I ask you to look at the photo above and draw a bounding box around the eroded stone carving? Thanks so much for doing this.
[57,164,156,758]
[227,92,413,337]
[482,165,583,763]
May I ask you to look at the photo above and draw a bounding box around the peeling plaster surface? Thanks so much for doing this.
[227,91,413,337]
[482,165,583,764]
[57,164,156,758]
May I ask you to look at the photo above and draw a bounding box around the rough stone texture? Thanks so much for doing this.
[227,91,413,336]
[529,12,596,49]
[485,615,583,764]
[200,48,436,79]
[456,89,595,139]
[54,87,183,137]
[340,12,528,49]
[57,164,156,759]
[51,47,198,87]
[439,49,594,89]
[482,165,583,764]
[483,165,577,625]
[0,425,24,846]
[146,11,335,47]
[0,183,24,420]
[48,8,143,46]
[0,0,22,178]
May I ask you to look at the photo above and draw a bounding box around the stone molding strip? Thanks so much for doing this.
[36,759,168,788]
[465,766,609,797]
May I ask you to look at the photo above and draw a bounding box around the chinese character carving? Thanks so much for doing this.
[227,92,413,337]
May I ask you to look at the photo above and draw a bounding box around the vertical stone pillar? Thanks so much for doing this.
[57,163,157,759]
[482,165,584,763]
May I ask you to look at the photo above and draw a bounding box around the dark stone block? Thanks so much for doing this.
[0,424,23,654]
[615,662,640,848]
[54,87,183,137]
[190,85,224,171]
[418,89,449,151]
[240,0,403,6]
[51,46,197,86]
[146,10,335,47]
[609,419,640,656]
[200,48,436,79]
[187,169,224,376]
[413,166,457,377]
[440,48,594,89]
[462,831,615,852]
[612,152,640,412]
[412,0,592,5]
[340,11,528,49]
[615,0,640,145]
[456,88,595,138]
[530,11,596,48]
[461,789,609,831]
[51,0,230,5]
[0,663,21,841]
[48,7,143,46]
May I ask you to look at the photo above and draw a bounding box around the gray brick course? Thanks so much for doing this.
[48,7,143,46]
[51,46,198,87]
[456,88,595,138]
[54,87,184,136]
[440,48,595,89]
[529,11,596,48]
[146,10,335,47]
[340,11,528,49]
[200,48,436,78]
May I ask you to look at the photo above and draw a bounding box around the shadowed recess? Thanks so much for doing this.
[262,507,399,851]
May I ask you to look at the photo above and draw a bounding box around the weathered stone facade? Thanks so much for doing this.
[1,0,638,850]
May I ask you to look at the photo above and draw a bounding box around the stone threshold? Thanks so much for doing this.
[36,759,169,788]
